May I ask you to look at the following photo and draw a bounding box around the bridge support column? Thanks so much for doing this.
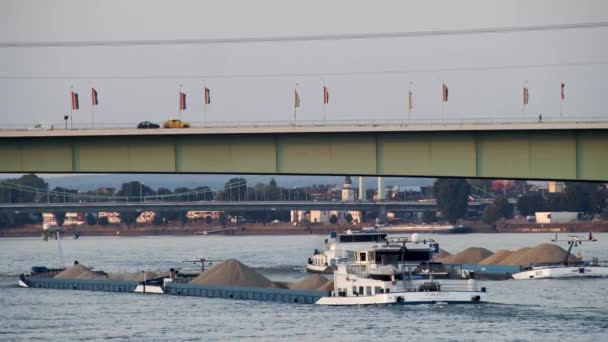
[377,177,385,200]
[378,205,387,224]
[358,176,365,201]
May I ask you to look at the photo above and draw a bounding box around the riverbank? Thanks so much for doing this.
[0,222,360,238]
[2,220,607,238]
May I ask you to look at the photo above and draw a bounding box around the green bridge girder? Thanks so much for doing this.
[0,129,606,181]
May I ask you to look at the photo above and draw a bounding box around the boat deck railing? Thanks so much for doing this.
[394,280,481,293]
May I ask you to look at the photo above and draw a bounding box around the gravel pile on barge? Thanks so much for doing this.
[54,264,108,280]
[441,244,581,266]
[289,274,330,291]
[497,244,580,266]
[189,259,274,288]
[441,247,493,264]
[479,250,513,265]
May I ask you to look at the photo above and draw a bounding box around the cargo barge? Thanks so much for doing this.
[18,261,330,305]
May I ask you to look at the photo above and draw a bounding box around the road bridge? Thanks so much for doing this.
[1,122,606,181]
[0,200,492,214]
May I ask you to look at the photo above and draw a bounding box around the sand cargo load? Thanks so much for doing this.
[19,259,330,305]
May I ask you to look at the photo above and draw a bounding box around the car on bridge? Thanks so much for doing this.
[163,119,190,128]
[137,121,160,129]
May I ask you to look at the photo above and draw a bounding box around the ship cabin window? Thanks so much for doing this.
[359,286,364,295]
[365,286,372,296]
[338,233,388,243]
[375,249,431,265]
[352,286,358,295]
[374,286,383,294]
[359,252,367,262]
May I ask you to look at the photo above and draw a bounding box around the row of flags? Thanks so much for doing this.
[69,82,567,111]
[178,88,212,111]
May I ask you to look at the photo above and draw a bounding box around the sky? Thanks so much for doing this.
[0,0,607,128]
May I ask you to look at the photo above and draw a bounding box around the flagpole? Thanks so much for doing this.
[524,81,529,121]
[179,84,183,120]
[202,81,206,127]
[408,82,412,122]
[560,82,564,120]
[441,83,445,122]
[322,79,326,124]
[90,85,94,128]
[294,84,297,126]
[70,85,74,129]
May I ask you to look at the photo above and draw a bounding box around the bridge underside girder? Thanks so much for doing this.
[1,130,606,181]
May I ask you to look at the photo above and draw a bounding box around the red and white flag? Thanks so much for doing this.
[71,91,79,110]
[204,87,211,105]
[91,88,99,106]
[179,91,187,110]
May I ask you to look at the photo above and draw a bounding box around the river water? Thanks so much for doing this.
[1,233,607,341]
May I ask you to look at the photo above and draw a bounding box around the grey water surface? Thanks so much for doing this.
[1,233,607,341]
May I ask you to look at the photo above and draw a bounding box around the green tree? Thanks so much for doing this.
[157,187,173,200]
[194,186,213,201]
[174,187,191,201]
[482,205,501,224]
[433,179,471,224]
[224,178,247,201]
[218,213,228,227]
[118,182,154,202]
[85,213,97,226]
[329,214,339,224]
[178,211,188,227]
[0,212,16,228]
[517,193,547,216]
[53,212,66,227]
[152,214,164,225]
[547,194,569,212]
[494,196,513,219]
[267,178,280,200]
[345,213,353,224]
[565,182,593,213]
[482,197,512,224]
[422,211,437,223]
[119,211,138,228]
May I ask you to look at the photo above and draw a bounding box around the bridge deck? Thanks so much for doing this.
[1,121,607,138]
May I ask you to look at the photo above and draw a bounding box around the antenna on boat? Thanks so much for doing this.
[550,233,597,266]
[42,223,66,267]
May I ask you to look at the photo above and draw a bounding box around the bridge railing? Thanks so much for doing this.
[1,115,607,131]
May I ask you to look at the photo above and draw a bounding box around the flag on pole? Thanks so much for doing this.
[560,82,565,100]
[442,83,448,102]
[179,92,187,110]
[294,89,301,108]
[523,85,529,105]
[408,89,413,112]
[71,91,79,110]
[204,87,211,105]
[323,86,329,104]
[91,88,98,106]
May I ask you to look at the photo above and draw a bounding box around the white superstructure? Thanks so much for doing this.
[306,230,388,273]
[316,239,488,305]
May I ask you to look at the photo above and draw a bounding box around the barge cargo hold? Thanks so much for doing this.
[19,276,328,304]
